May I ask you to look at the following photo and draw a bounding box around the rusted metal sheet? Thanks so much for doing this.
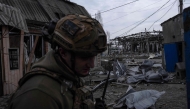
[37,0,90,20]
[55,1,90,16]
[0,0,50,22]
[37,0,64,20]
[0,3,28,32]
[0,0,90,27]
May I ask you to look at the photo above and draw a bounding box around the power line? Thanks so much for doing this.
[147,0,177,31]
[104,0,162,24]
[122,0,171,37]
[110,0,175,36]
[111,20,142,35]
[104,0,175,24]
[92,0,139,16]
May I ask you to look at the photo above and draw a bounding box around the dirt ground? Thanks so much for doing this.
[93,78,187,109]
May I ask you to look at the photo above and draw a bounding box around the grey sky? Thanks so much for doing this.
[70,0,190,39]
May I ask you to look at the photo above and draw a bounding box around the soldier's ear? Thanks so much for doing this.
[59,48,66,57]
[58,47,70,60]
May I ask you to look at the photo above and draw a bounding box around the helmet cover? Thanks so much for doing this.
[52,14,107,57]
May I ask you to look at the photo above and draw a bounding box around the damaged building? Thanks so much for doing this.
[107,30,163,55]
[0,0,90,96]
[161,13,185,79]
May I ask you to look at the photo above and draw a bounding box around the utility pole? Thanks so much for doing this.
[179,0,183,14]
[179,0,185,63]
[183,7,190,109]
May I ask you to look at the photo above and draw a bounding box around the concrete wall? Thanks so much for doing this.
[161,14,184,44]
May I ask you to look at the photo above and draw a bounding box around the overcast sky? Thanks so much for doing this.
[70,0,190,39]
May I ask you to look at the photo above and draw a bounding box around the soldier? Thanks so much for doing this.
[8,14,107,109]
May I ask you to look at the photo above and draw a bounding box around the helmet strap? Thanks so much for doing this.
[70,51,88,77]
[60,51,79,76]
[58,50,87,77]
[70,52,76,72]
[57,51,72,70]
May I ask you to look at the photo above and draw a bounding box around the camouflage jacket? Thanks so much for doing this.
[8,50,94,109]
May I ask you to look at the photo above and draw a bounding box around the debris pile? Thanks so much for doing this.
[111,59,169,84]
[86,58,174,109]
[125,59,169,84]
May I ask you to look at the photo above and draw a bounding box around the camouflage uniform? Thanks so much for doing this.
[8,50,94,109]
[8,14,107,109]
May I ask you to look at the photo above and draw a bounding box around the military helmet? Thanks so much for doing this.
[43,14,107,56]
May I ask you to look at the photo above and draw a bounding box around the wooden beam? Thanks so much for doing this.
[2,26,10,95]
[19,30,24,78]
[26,36,39,72]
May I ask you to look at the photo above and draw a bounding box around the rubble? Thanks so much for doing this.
[113,59,169,84]
[0,57,187,109]
[93,81,187,109]
[87,57,187,109]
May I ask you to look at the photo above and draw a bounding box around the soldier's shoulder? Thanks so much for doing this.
[14,75,69,99]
